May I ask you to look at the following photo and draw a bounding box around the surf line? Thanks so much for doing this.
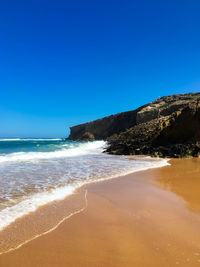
[0,190,88,256]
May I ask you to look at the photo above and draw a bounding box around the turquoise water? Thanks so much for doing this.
[0,138,168,232]
[0,138,73,154]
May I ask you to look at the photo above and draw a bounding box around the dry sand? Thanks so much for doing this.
[1,158,200,266]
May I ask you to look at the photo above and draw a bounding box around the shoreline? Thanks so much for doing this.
[0,152,168,233]
[0,190,88,256]
[0,156,168,254]
[1,158,200,266]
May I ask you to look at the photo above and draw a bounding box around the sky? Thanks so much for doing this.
[0,0,200,138]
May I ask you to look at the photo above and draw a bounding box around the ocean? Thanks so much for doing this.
[0,138,169,233]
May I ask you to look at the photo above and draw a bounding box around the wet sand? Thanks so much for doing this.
[1,158,200,266]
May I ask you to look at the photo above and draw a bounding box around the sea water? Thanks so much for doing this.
[0,138,169,231]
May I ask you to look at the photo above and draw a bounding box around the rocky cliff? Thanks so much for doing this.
[67,108,143,141]
[68,93,200,157]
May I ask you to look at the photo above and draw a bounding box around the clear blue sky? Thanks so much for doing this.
[0,0,200,138]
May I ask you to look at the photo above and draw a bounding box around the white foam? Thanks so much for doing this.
[0,190,88,255]
[0,138,22,141]
[0,183,82,231]
[0,138,61,141]
[0,141,105,163]
[0,157,169,232]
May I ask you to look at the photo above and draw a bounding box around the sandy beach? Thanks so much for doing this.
[0,158,200,266]
[2,1,200,266]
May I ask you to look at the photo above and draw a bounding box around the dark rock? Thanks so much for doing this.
[67,93,200,157]
[76,132,95,142]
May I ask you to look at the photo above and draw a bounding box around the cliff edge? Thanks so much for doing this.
[67,93,200,157]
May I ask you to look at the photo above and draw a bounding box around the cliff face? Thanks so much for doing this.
[68,93,200,157]
[67,108,142,141]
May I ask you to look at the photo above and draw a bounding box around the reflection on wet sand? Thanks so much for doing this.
[1,159,200,266]
[156,158,200,213]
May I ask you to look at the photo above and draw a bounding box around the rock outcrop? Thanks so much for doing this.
[67,109,141,141]
[67,93,200,158]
